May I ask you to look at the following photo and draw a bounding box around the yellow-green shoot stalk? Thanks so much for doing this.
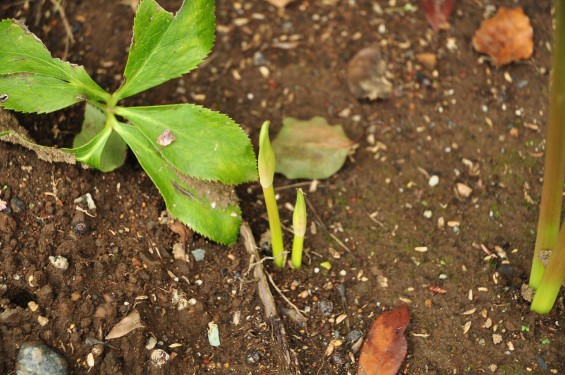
[531,223,565,313]
[258,121,285,268]
[529,0,565,314]
[291,189,307,269]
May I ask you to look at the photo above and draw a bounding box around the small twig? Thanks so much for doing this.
[240,222,301,374]
[274,181,316,192]
[49,0,74,59]
[304,196,352,254]
[265,271,307,321]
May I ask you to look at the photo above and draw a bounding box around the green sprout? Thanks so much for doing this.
[291,189,307,269]
[258,121,285,268]
[0,0,257,245]
[529,0,565,314]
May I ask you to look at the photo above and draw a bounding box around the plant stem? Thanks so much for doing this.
[531,223,565,313]
[529,0,565,290]
[291,235,304,269]
[291,189,306,269]
[263,185,285,268]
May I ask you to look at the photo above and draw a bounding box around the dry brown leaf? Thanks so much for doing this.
[347,45,392,100]
[421,0,456,32]
[105,310,144,340]
[472,7,533,66]
[358,305,410,375]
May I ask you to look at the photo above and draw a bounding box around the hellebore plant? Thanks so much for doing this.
[0,0,257,245]
[528,0,565,314]
[258,121,307,269]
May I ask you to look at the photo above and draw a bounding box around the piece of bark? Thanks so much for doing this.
[240,222,301,374]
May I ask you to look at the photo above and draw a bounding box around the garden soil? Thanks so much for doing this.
[0,0,563,374]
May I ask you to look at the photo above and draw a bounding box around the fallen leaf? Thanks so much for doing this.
[358,305,410,375]
[347,45,392,100]
[271,117,355,179]
[421,0,456,32]
[105,310,144,340]
[472,7,533,66]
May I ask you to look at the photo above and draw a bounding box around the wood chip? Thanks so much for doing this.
[105,310,144,340]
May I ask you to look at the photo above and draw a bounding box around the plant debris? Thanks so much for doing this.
[272,116,355,179]
[472,7,534,66]
[357,305,410,375]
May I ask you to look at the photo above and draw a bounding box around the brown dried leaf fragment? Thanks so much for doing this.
[105,310,144,340]
[358,305,410,375]
[347,45,392,100]
[472,7,533,66]
[421,0,456,32]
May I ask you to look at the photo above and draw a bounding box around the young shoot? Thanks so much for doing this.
[258,121,285,268]
[291,189,307,269]
[529,0,565,314]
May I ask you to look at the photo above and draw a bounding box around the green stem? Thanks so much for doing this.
[263,185,285,268]
[531,223,565,314]
[530,0,565,290]
[291,235,304,269]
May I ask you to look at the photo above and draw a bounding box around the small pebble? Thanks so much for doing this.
[347,330,363,343]
[428,175,439,187]
[331,351,346,366]
[146,336,158,350]
[245,350,262,366]
[150,349,170,367]
[10,197,25,213]
[253,51,266,65]
[16,342,67,375]
[86,353,95,368]
[191,249,206,262]
[319,301,334,316]
[207,322,220,347]
[49,256,69,271]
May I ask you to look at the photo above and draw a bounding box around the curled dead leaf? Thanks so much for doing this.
[472,7,533,66]
[347,45,392,100]
[358,305,410,375]
[105,309,144,340]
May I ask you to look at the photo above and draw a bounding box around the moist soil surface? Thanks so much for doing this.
[0,0,564,374]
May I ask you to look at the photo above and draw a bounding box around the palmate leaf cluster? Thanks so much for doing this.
[0,0,257,245]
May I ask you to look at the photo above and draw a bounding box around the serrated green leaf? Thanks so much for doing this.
[114,120,242,245]
[0,19,109,107]
[114,0,215,100]
[272,116,355,179]
[116,104,257,184]
[67,104,127,172]
[0,74,87,113]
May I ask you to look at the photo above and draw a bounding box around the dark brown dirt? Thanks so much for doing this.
[0,0,563,374]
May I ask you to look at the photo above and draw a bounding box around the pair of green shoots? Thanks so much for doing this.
[258,122,307,269]
[528,0,565,314]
